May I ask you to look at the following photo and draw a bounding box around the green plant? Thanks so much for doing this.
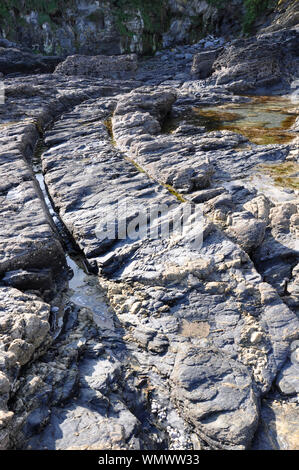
[206,0,278,35]
[242,0,276,33]
[0,0,75,29]
[206,0,226,7]
[112,0,169,52]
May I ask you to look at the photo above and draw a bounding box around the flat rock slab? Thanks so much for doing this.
[0,74,138,287]
[0,122,65,283]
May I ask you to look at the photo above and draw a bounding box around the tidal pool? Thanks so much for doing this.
[165,96,298,145]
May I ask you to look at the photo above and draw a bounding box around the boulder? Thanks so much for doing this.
[191,48,223,79]
[225,211,267,253]
[54,54,138,80]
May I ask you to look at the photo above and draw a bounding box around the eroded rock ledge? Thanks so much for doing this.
[0,25,299,450]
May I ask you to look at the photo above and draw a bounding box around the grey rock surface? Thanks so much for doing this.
[191,48,223,79]
[0,287,51,449]
[35,83,298,449]
[0,19,298,450]
[170,345,259,449]
[211,28,299,93]
[55,54,138,80]
[252,396,299,450]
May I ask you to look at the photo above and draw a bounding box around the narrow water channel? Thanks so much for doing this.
[31,138,114,333]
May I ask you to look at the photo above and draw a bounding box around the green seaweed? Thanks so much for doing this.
[164,96,298,146]
[259,162,299,189]
[163,184,187,203]
[103,118,117,147]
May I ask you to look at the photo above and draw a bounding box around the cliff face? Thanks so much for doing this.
[0,1,298,55]
[1,0,294,56]
[1,0,169,56]
[259,0,299,33]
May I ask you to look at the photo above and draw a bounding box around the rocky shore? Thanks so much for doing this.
[0,9,298,451]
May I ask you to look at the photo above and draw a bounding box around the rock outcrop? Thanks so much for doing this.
[1,0,293,57]
[260,0,299,33]
[191,27,299,93]
[191,47,223,79]
[0,0,232,56]
[0,288,51,449]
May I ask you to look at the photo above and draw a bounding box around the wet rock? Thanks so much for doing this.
[2,269,53,292]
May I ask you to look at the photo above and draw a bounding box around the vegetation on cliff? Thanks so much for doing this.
[0,0,290,54]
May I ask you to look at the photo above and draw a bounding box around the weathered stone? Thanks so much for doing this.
[0,14,298,451]
[55,54,138,80]
[0,286,52,448]
[252,398,299,450]
[170,345,258,449]
[276,340,299,396]
[212,28,299,92]
[35,87,298,450]
[2,269,53,292]
[225,211,267,253]
[191,48,223,79]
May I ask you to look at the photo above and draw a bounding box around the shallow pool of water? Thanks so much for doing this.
[165,96,298,145]
[66,254,114,331]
